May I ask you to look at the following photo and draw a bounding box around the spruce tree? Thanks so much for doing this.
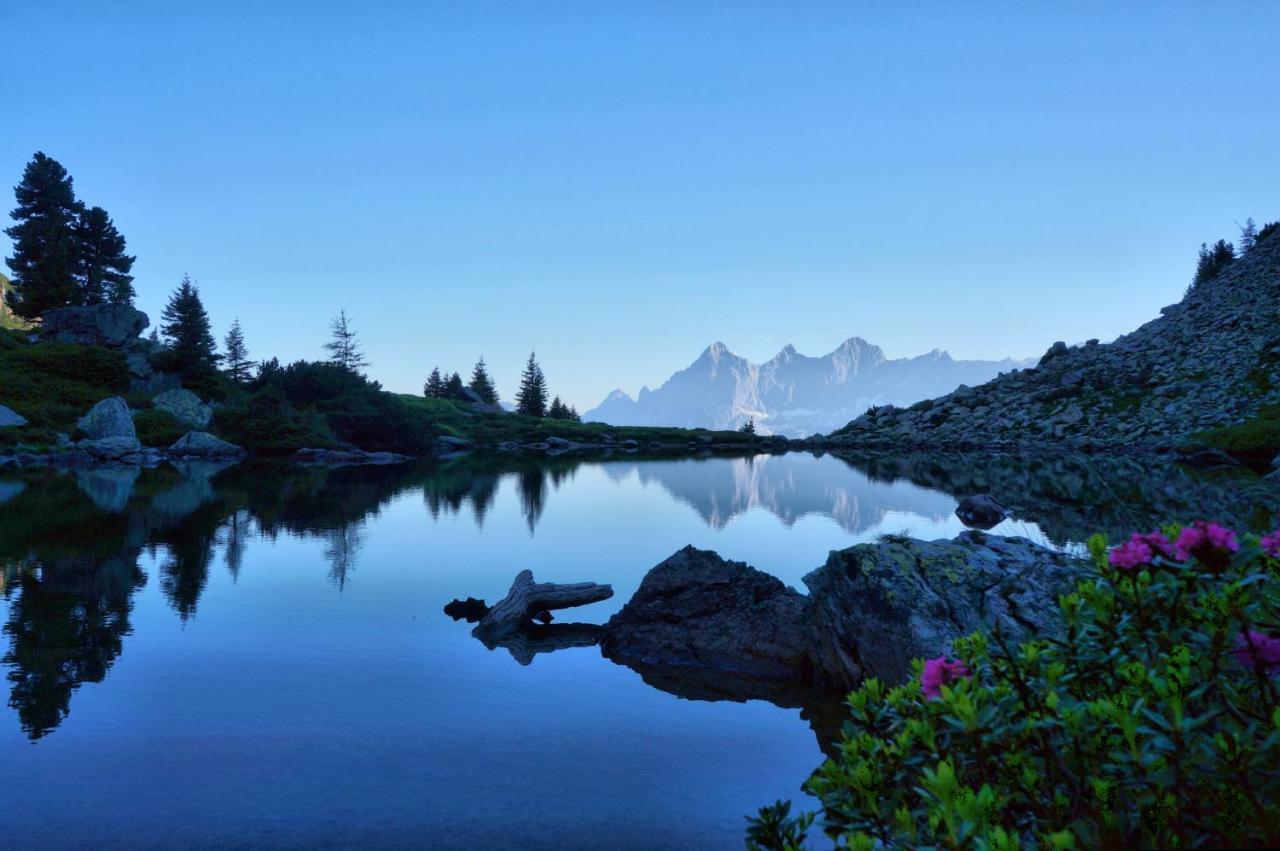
[1191,239,1235,290]
[161,275,220,384]
[468,356,499,404]
[515,352,547,417]
[446,372,465,399]
[223,318,251,382]
[1239,218,1258,254]
[739,417,756,434]
[424,367,445,398]
[324,309,369,373]
[74,205,135,305]
[4,152,81,318]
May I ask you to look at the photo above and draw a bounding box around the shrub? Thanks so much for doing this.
[0,342,129,429]
[132,408,188,447]
[212,386,335,454]
[749,520,1280,849]
[1192,403,1280,466]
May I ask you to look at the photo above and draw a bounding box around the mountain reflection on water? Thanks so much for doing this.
[0,450,1274,743]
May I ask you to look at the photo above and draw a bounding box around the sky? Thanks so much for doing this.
[2,2,1277,409]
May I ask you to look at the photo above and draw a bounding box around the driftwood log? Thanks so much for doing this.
[471,569,613,653]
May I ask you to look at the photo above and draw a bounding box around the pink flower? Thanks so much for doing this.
[921,657,970,699]
[1261,530,1280,558]
[1108,532,1174,572]
[1233,631,1280,676]
[1174,521,1239,569]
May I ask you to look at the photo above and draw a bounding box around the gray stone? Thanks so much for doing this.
[79,436,143,459]
[169,431,246,458]
[955,493,1008,529]
[41,304,149,347]
[77,397,136,440]
[290,448,409,465]
[600,545,811,682]
[153,388,213,429]
[0,404,28,428]
[803,532,1084,690]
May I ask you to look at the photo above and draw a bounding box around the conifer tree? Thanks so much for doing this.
[739,417,756,434]
[1239,218,1258,254]
[468,356,499,404]
[324,309,369,373]
[567,404,581,423]
[4,152,81,318]
[1190,239,1235,290]
[547,396,567,419]
[74,205,135,305]
[161,275,220,383]
[223,318,251,382]
[424,367,445,398]
[515,352,547,417]
[446,372,465,399]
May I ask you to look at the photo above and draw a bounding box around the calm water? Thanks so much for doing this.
[1,451,1273,849]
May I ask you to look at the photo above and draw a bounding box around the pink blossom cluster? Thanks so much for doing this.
[1234,631,1280,676]
[1173,521,1239,561]
[1108,531,1174,572]
[1261,529,1280,559]
[920,657,970,699]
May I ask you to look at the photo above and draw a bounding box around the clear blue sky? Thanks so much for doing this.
[3,1,1277,409]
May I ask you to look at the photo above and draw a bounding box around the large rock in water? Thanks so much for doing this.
[169,431,246,458]
[803,532,1083,690]
[153,388,213,429]
[0,404,28,428]
[41,304,149,347]
[77,397,136,440]
[600,545,812,681]
[955,493,1008,529]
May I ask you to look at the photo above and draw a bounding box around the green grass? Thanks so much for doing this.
[394,394,765,448]
[1188,402,1280,466]
[0,329,130,434]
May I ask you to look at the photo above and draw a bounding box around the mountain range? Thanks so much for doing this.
[583,338,1028,437]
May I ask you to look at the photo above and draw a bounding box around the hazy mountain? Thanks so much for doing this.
[584,338,1027,437]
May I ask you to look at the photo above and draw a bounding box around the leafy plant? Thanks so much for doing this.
[750,520,1280,849]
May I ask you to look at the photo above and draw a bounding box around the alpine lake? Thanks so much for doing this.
[1,449,1274,849]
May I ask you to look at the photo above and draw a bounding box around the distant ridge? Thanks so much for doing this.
[583,337,1027,437]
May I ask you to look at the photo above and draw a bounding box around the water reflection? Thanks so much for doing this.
[0,450,1275,740]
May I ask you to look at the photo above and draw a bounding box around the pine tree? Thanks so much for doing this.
[161,275,220,384]
[223,318,251,382]
[1239,218,1258,254]
[74,205,135,305]
[424,367,445,398]
[739,417,756,434]
[567,404,581,423]
[547,396,567,419]
[469,356,499,404]
[1190,239,1235,290]
[515,352,547,417]
[4,152,81,318]
[446,371,465,399]
[324,309,369,373]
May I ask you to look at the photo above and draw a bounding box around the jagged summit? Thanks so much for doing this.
[584,337,1027,437]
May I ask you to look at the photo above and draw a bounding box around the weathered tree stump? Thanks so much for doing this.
[471,569,613,647]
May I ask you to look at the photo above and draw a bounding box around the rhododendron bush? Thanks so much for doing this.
[748,520,1280,850]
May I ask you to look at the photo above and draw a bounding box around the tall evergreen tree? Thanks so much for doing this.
[515,352,547,417]
[4,152,81,318]
[324,309,369,373]
[424,366,445,398]
[446,372,465,399]
[739,417,756,434]
[223,318,251,382]
[1190,239,1235,290]
[468,356,499,404]
[161,275,220,384]
[74,205,135,305]
[1239,218,1258,254]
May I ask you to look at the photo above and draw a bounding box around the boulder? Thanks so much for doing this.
[290,448,409,465]
[955,493,1008,529]
[169,431,246,458]
[77,397,136,440]
[434,435,472,454]
[600,545,811,682]
[41,304,149,347]
[153,388,213,429]
[803,532,1083,690]
[79,436,143,459]
[0,404,28,428]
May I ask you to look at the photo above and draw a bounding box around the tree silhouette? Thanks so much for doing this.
[223,318,251,382]
[469,356,499,404]
[424,366,445,398]
[515,352,547,417]
[324,309,369,373]
[74,205,135,305]
[4,152,80,318]
[161,275,220,387]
